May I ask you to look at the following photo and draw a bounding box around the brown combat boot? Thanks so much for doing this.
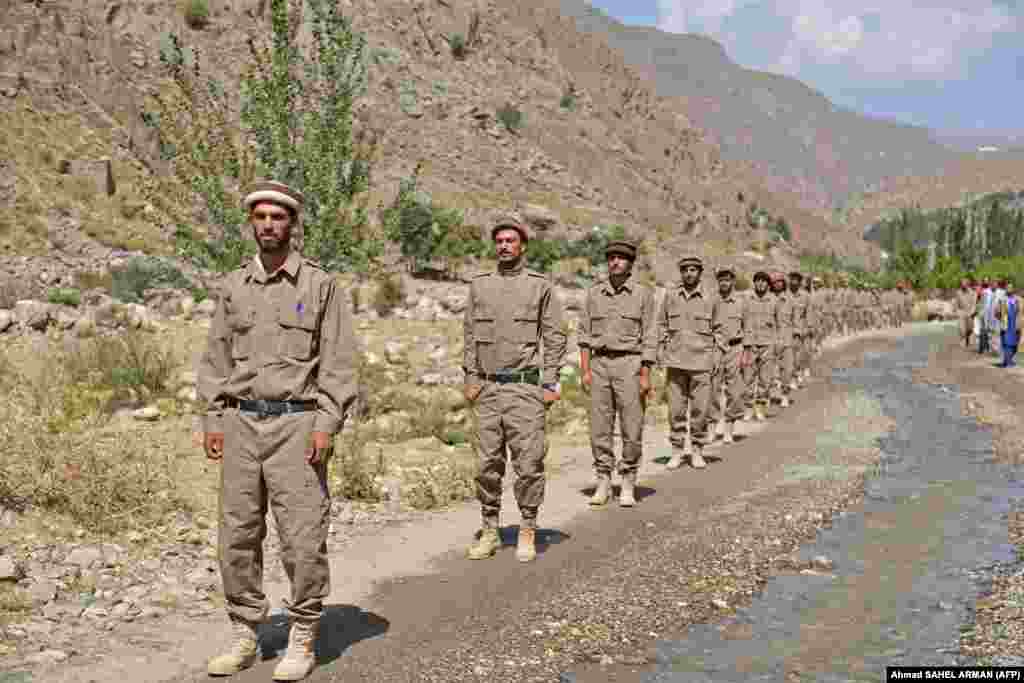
[516,528,537,563]
[690,447,707,469]
[666,446,686,470]
[208,618,259,676]
[619,472,637,507]
[742,407,754,422]
[780,395,791,408]
[272,620,318,681]
[723,421,735,444]
[589,474,611,507]
[467,527,501,560]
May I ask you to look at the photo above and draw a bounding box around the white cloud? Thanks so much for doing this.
[656,0,1019,81]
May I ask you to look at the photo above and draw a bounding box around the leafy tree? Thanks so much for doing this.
[143,0,380,274]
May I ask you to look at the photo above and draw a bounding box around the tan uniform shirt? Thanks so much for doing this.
[790,289,810,335]
[579,276,657,364]
[743,291,778,346]
[956,289,978,315]
[196,251,358,434]
[657,284,721,372]
[806,289,821,329]
[774,291,795,346]
[716,291,744,348]
[463,265,566,385]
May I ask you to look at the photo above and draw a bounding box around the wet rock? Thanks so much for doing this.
[810,555,834,571]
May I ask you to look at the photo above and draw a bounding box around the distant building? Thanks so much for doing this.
[978,146,1000,152]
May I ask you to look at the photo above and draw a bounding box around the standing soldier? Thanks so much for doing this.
[463,216,566,563]
[579,239,656,508]
[788,271,809,387]
[805,276,823,370]
[660,256,721,470]
[770,272,795,407]
[198,181,358,681]
[956,279,978,348]
[742,271,777,421]
[709,267,746,444]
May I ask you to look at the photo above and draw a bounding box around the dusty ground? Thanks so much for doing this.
[912,330,1024,666]
[0,323,938,682]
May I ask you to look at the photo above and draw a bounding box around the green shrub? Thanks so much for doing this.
[61,331,178,400]
[183,0,210,30]
[111,256,192,303]
[496,103,525,133]
[370,46,401,65]
[445,33,467,59]
[560,93,577,111]
[373,275,404,317]
[47,287,81,307]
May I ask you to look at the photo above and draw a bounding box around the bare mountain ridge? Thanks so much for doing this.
[553,1,960,212]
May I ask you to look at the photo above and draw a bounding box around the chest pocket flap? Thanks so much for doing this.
[278,301,318,360]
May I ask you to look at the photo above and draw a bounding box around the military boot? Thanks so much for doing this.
[742,407,753,422]
[754,403,767,421]
[272,620,318,681]
[619,472,637,507]
[683,434,694,456]
[516,528,537,563]
[690,447,707,469]
[589,474,611,507]
[208,618,260,676]
[789,381,799,392]
[780,395,791,408]
[666,446,686,470]
[723,421,735,444]
[467,527,501,560]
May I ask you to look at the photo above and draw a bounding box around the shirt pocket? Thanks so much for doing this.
[278,302,318,360]
[228,311,254,360]
[512,311,538,344]
[589,314,607,339]
[617,314,642,343]
[473,314,496,344]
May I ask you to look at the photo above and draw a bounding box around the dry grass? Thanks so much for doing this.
[0,102,170,256]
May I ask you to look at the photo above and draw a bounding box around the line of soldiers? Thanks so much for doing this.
[462,217,914,563]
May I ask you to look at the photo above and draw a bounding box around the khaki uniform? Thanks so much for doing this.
[806,288,822,353]
[956,288,978,338]
[658,284,721,450]
[773,290,795,397]
[790,288,810,377]
[579,276,656,476]
[197,252,357,626]
[742,292,777,407]
[710,290,746,424]
[464,265,566,529]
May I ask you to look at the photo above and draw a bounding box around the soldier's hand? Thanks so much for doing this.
[639,372,652,401]
[543,389,560,405]
[307,430,332,465]
[463,383,483,404]
[204,432,225,461]
[581,370,593,392]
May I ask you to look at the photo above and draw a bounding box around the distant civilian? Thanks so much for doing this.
[996,283,1020,368]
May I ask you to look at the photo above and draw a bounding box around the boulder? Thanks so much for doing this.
[0,309,14,333]
[14,299,52,331]
[73,316,96,338]
[194,299,217,318]
[0,556,24,582]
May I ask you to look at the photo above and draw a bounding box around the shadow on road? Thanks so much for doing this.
[261,604,389,666]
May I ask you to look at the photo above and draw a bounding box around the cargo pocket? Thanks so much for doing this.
[513,314,538,344]
[278,303,318,360]
[229,314,254,360]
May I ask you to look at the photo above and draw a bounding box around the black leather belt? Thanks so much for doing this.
[592,348,639,357]
[227,398,318,415]
[483,368,541,384]
[727,338,743,347]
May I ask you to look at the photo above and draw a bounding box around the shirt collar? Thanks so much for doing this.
[602,276,634,295]
[678,284,704,300]
[247,251,301,283]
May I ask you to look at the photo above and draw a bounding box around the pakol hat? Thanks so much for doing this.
[605,240,638,260]
[770,271,786,283]
[788,271,803,280]
[753,270,770,283]
[678,255,703,270]
[243,180,304,213]
[716,266,736,279]
[491,215,531,242]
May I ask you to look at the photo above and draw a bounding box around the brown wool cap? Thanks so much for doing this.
[678,255,703,270]
[788,271,803,280]
[605,240,638,260]
[243,180,305,213]
[753,270,771,283]
[770,271,786,283]
[716,266,736,279]
[491,215,531,242]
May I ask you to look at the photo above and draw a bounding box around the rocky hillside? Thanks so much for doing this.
[0,0,891,288]
[554,1,963,214]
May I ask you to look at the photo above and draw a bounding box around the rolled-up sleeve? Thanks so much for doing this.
[196,291,233,434]
[313,278,358,435]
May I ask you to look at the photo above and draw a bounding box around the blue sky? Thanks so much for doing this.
[589,0,1023,136]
